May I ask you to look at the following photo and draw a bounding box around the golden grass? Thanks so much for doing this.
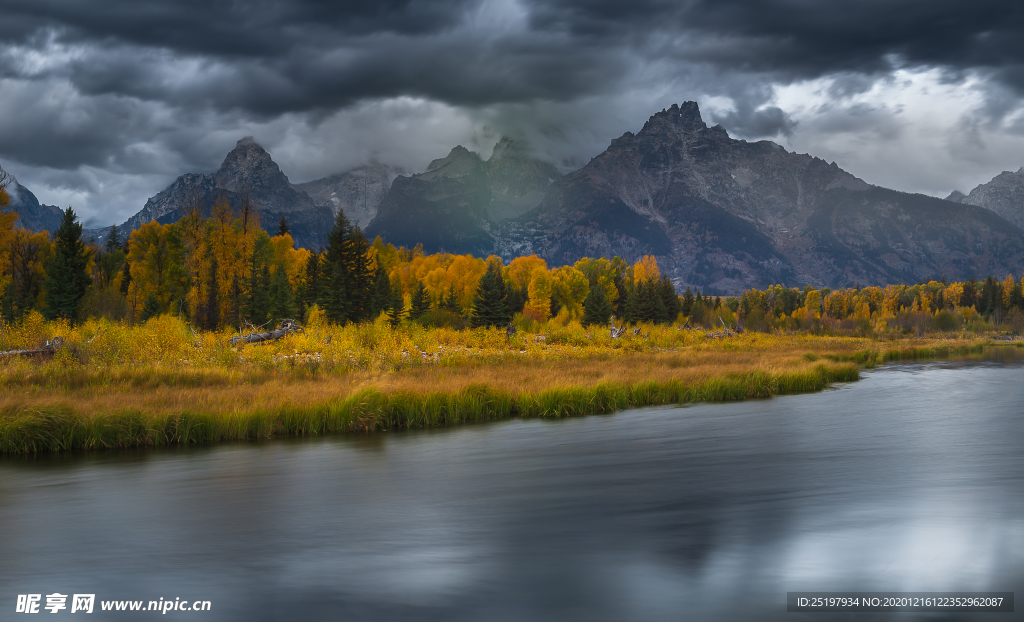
[0,311,1004,454]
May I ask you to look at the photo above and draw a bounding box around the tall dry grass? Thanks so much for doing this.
[0,311,1004,454]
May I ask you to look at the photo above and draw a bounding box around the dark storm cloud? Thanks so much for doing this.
[5,0,1023,115]
[2,0,1024,223]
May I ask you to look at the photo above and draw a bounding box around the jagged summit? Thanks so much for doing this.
[640,101,707,136]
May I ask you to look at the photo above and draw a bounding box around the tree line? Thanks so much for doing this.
[2,171,1021,335]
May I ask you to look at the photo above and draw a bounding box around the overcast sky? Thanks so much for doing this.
[1,0,1023,227]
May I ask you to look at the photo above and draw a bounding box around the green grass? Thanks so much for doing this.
[0,362,859,454]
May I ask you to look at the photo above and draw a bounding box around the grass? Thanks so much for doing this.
[0,312,1011,454]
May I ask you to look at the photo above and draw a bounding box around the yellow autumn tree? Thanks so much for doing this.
[505,255,547,291]
[632,255,660,284]
[550,265,590,315]
[128,221,187,315]
[525,269,553,320]
[1003,274,1017,310]
[573,257,620,305]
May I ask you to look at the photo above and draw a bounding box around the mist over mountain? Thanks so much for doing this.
[364,137,561,255]
[295,163,402,231]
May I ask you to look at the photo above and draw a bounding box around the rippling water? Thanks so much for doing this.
[2,352,1023,621]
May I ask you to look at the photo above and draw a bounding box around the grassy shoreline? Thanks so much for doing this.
[0,334,1005,455]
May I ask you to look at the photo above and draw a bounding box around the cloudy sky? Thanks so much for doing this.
[1,0,1023,227]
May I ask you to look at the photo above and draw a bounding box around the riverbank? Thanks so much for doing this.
[0,321,1005,454]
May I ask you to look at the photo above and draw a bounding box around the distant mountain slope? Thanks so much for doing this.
[2,181,64,234]
[497,102,1024,292]
[947,167,1024,229]
[364,138,561,254]
[294,163,401,231]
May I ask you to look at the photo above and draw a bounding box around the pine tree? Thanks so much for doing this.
[370,266,392,319]
[269,264,296,320]
[278,216,290,237]
[140,293,160,322]
[409,280,430,320]
[387,277,404,327]
[105,224,120,253]
[470,265,510,328]
[581,284,613,327]
[623,283,638,324]
[322,210,373,324]
[658,275,681,323]
[245,263,272,326]
[300,251,321,313]
[634,279,666,323]
[119,255,133,296]
[682,286,694,316]
[441,285,461,314]
[202,255,219,330]
[43,207,92,321]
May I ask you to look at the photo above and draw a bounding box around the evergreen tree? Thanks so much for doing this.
[681,286,694,317]
[119,255,132,296]
[581,284,613,327]
[409,280,430,320]
[623,283,638,324]
[244,263,272,326]
[269,264,296,320]
[634,279,666,323]
[962,277,978,309]
[658,275,681,323]
[470,265,510,328]
[105,224,120,253]
[202,255,219,330]
[441,285,461,314]
[322,210,373,324]
[140,293,160,322]
[505,281,527,316]
[386,277,404,327]
[278,216,290,237]
[43,207,92,321]
[300,251,322,313]
[370,266,392,318]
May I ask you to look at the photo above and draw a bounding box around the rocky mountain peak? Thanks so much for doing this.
[216,137,287,192]
[639,101,707,137]
[424,145,484,177]
[957,164,1024,228]
[489,136,528,161]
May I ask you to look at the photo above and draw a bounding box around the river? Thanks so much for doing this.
[2,351,1023,621]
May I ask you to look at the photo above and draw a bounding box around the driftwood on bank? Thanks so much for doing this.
[230,319,304,346]
[0,336,64,358]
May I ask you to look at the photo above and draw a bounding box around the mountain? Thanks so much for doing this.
[947,167,1024,229]
[364,137,561,254]
[497,102,1024,292]
[123,138,335,249]
[2,181,64,234]
[294,163,401,230]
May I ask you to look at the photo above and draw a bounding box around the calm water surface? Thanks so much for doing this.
[2,352,1024,621]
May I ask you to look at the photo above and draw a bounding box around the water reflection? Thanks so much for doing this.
[1,353,1023,621]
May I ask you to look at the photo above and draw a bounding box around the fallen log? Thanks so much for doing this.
[230,320,304,346]
[0,336,64,358]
